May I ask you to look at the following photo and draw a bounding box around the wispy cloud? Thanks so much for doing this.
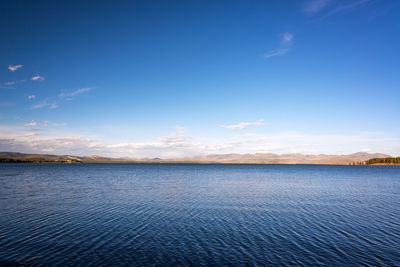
[59,87,95,99]
[8,65,23,72]
[28,95,36,99]
[25,120,38,126]
[4,80,26,86]
[282,32,294,44]
[24,120,57,127]
[302,0,332,14]
[31,102,50,110]
[25,132,40,137]
[174,125,188,134]
[264,32,294,59]
[221,120,265,130]
[4,81,16,86]
[31,100,58,110]
[31,75,44,81]
[303,0,370,19]
[53,122,67,127]
[321,0,370,19]
[28,87,93,110]
[264,49,289,59]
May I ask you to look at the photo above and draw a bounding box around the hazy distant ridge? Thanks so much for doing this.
[174,152,390,164]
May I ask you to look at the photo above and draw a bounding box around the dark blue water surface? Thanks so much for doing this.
[0,164,399,266]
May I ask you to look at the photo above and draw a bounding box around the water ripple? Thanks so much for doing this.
[1,164,399,266]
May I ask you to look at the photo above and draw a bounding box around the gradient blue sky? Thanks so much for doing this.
[1,0,399,157]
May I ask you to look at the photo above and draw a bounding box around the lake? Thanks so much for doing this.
[0,164,399,266]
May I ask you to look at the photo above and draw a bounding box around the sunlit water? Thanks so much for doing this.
[1,164,399,266]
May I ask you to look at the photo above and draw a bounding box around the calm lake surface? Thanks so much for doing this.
[0,164,399,266]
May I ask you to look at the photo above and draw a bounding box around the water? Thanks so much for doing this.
[0,164,399,266]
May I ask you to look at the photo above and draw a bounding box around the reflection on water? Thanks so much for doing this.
[1,164,399,266]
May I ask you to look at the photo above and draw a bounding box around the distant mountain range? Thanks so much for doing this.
[0,151,391,165]
[172,152,391,164]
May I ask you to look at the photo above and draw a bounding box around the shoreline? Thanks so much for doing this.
[1,152,398,166]
[1,160,399,166]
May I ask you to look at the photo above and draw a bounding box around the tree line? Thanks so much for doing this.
[349,157,400,165]
[0,157,81,163]
[365,157,400,165]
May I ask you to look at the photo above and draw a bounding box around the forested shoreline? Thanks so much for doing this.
[365,157,400,165]
[0,157,81,163]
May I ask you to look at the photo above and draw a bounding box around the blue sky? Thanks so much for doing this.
[1,0,400,157]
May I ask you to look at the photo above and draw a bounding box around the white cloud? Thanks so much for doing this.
[31,102,48,109]
[24,120,48,127]
[264,49,289,59]
[321,0,370,19]
[8,65,23,72]
[303,0,370,19]
[59,87,95,99]
[31,75,44,81]
[1,125,399,158]
[282,32,294,43]
[24,120,38,126]
[25,132,40,137]
[24,120,64,127]
[53,123,67,127]
[174,125,188,134]
[221,120,265,130]
[4,80,26,86]
[28,95,36,99]
[31,100,58,110]
[264,32,294,59]
[302,0,332,14]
